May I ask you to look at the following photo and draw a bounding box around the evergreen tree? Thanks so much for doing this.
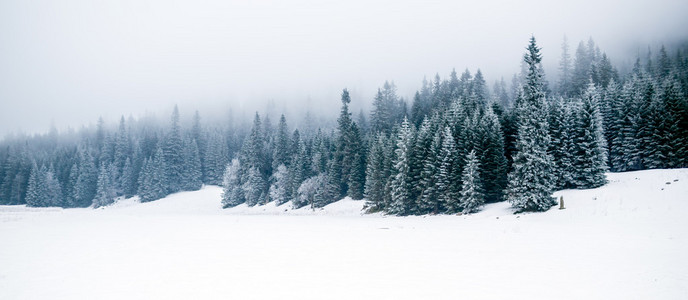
[204,130,228,185]
[571,83,608,188]
[506,37,557,212]
[93,163,116,208]
[388,117,414,215]
[331,89,354,197]
[120,158,136,197]
[74,149,98,207]
[347,123,366,200]
[65,163,79,207]
[478,107,508,203]
[139,147,168,202]
[272,114,291,170]
[243,166,265,206]
[364,134,388,212]
[25,163,47,207]
[45,165,64,207]
[417,122,442,214]
[269,164,290,205]
[459,150,484,213]
[437,127,460,213]
[181,138,203,191]
[221,159,244,208]
[164,105,185,193]
[558,35,574,97]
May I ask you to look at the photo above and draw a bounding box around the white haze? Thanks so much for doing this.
[1,0,687,136]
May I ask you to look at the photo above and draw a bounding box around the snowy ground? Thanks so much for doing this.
[1,169,687,299]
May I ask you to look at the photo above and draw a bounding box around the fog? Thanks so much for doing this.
[1,0,687,136]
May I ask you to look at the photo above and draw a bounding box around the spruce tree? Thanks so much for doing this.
[181,138,203,191]
[417,127,442,214]
[389,117,414,215]
[243,166,265,206]
[347,122,366,200]
[364,134,388,212]
[506,37,557,212]
[478,107,508,203]
[140,147,168,202]
[269,164,290,205]
[74,149,98,207]
[572,83,608,188]
[25,162,47,207]
[120,158,136,197]
[272,114,291,171]
[45,165,64,207]
[437,126,461,213]
[93,163,116,208]
[221,159,244,208]
[164,105,185,193]
[459,150,484,214]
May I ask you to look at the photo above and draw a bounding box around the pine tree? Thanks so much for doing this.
[243,166,265,206]
[571,83,608,188]
[65,163,79,207]
[388,117,414,215]
[25,163,47,207]
[204,130,228,185]
[558,35,573,97]
[191,110,208,180]
[268,164,290,205]
[506,37,557,212]
[272,114,291,171]
[139,147,168,202]
[437,127,461,213]
[45,165,64,207]
[93,163,116,208]
[120,158,136,197]
[181,138,203,191]
[364,134,388,212]
[417,124,442,214]
[221,159,244,208]
[287,132,310,200]
[331,89,354,197]
[459,150,484,214]
[113,116,130,194]
[74,149,98,207]
[164,105,185,193]
[479,107,508,203]
[347,122,366,200]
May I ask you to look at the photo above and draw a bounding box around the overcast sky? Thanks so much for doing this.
[1,0,687,136]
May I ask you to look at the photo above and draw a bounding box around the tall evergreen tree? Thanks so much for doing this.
[558,35,574,97]
[459,150,484,214]
[571,83,608,188]
[437,127,460,213]
[272,114,291,170]
[74,149,98,207]
[181,138,203,191]
[388,117,414,215]
[93,163,116,208]
[506,37,557,212]
[243,166,266,206]
[478,107,508,203]
[364,134,388,212]
[221,159,244,208]
[25,163,47,207]
[164,105,185,193]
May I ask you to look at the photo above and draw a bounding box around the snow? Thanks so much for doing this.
[1,169,687,299]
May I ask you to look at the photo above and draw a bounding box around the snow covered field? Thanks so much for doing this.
[1,169,687,299]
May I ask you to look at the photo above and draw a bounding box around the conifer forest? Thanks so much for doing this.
[2,36,687,215]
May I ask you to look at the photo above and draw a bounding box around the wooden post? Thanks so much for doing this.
[559,196,565,210]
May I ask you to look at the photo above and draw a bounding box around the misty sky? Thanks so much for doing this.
[1,0,687,136]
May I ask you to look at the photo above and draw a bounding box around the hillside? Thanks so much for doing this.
[1,168,687,299]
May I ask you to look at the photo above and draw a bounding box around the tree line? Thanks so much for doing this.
[1,36,686,214]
